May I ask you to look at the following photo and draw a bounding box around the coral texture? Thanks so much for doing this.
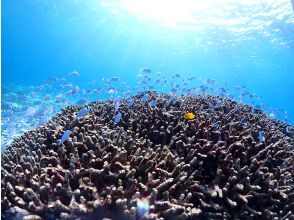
[2,92,294,219]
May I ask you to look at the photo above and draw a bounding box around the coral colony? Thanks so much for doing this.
[1,92,294,219]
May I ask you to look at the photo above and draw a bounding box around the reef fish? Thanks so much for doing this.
[77,107,90,118]
[171,97,177,105]
[214,101,222,108]
[115,100,120,112]
[25,107,36,117]
[184,112,195,120]
[149,99,157,107]
[69,71,79,76]
[114,112,122,124]
[140,67,151,73]
[141,94,149,102]
[108,77,120,83]
[58,130,71,145]
[44,94,52,101]
[258,131,265,142]
[108,88,116,95]
[128,98,134,108]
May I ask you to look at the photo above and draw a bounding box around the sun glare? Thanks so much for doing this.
[120,0,232,24]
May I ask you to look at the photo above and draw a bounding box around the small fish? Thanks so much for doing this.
[108,88,116,95]
[218,88,226,93]
[149,99,157,107]
[61,83,73,89]
[125,90,132,96]
[69,71,79,76]
[114,112,122,124]
[58,130,71,145]
[199,85,207,92]
[171,87,177,93]
[205,78,215,84]
[137,198,150,217]
[45,77,59,84]
[235,105,241,110]
[115,100,120,112]
[38,115,48,125]
[55,94,65,102]
[172,73,180,78]
[25,107,36,117]
[2,110,13,118]
[171,97,177,105]
[77,107,90,118]
[108,77,120,83]
[239,118,244,126]
[44,94,51,101]
[137,73,143,78]
[213,122,220,129]
[128,98,134,108]
[140,67,152,73]
[34,107,46,116]
[67,86,80,96]
[214,101,222,108]
[184,112,195,120]
[269,113,275,118]
[141,94,149,102]
[258,131,265,142]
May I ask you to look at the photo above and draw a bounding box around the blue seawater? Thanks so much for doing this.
[2,0,294,150]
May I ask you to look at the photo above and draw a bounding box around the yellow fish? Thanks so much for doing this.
[183,112,195,120]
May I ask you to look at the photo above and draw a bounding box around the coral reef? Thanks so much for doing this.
[1,92,294,219]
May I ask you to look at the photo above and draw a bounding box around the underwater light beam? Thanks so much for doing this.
[120,0,228,24]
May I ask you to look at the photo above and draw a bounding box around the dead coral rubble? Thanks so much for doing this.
[1,92,294,219]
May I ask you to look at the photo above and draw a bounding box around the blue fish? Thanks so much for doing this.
[171,87,177,93]
[258,131,265,142]
[114,112,122,124]
[171,97,177,105]
[142,94,149,102]
[58,130,71,145]
[149,99,157,107]
[77,107,90,118]
[239,118,244,126]
[200,85,207,92]
[115,100,120,112]
[214,101,222,108]
[128,98,134,108]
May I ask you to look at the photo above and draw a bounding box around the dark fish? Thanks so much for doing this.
[140,68,152,73]
[108,77,120,83]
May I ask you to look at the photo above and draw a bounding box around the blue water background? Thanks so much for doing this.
[2,0,294,124]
